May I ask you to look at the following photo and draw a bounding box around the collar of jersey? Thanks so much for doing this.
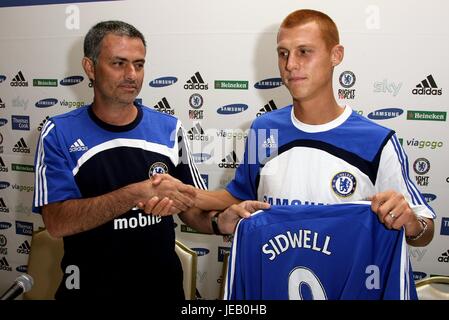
[290,105,352,133]
[88,103,143,132]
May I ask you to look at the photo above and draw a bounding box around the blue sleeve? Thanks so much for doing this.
[33,120,82,213]
[226,124,260,200]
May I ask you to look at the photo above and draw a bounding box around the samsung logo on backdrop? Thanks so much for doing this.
[254,77,283,89]
[217,104,248,115]
[16,265,27,273]
[0,181,10,189]
[192,153,212,163]
[149,76,177,88]
[367,108,404,120]
[60,76,83,86]
[0,222,12,230]
[422,193,437,203]
[0,75,6,83]
[192,248,210,256]
[35,98,58,108]
[413,271,427,281]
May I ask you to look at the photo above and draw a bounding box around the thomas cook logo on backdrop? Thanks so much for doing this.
[217,103,248,115]
[60,75,84,86]
[35,98,58,108]
[338,71,356,99]
[15,220,33,236]
[412,75,442,95]
[153,97,174,115]
[254,77,283,89]
[441,217,449,236]
[11,115,30,131]
[184,72,208,90]
[149,76,177,88]
[331,172,357,198]
[256,100,278,117]
[13,138,30,154]
[10,71,28,87]
[368,108,403,120]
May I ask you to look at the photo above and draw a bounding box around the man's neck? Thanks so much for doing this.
[292,94,343,125]
[91,99,137,126]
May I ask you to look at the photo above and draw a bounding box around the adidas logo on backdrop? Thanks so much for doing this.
[153,97,174,115]
[12,138,30,153]
[256,100,278,117]
[10,71,28,87]
[412,75,442,95]
[187,123,209,141]
[219,151,240,169]
[17,240,31,254]
[184,72,208,90]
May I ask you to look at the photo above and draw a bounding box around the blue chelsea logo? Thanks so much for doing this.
[331,172,357,198]
[148,162,168,178]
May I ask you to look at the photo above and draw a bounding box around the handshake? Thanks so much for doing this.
[136,174,197,216]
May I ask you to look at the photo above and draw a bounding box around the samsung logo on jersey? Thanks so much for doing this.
[149,76,177,87]
[422,193,437,203]
[0,181,10,189]
[192,248,209,256]
[35,98,58,108]
[254,77,283,89]
[217,104,248,115]
[60,76,83,86]
[192,153,212,163]
[0,222,12,230]
[367,108,403,120]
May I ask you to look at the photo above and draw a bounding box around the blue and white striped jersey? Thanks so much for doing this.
[226,105,435,219]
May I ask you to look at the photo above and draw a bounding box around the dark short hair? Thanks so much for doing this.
[84,20,146,64]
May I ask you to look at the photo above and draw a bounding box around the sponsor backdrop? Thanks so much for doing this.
[0,0,448,299]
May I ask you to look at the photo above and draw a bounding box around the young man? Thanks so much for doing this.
[149,9,435,247]
[32,20,246,299]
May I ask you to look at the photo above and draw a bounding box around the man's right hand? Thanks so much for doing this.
[137,174,196,215]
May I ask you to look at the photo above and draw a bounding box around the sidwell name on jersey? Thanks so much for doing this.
[262,229,332,261]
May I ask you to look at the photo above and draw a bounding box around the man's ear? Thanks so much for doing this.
[331,44,344,67]
[82,57,95,83]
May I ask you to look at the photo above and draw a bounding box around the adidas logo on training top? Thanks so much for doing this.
[262,135,277,148]
[69,139,88,152]
[438,250,449,263]
[12,138,30,153]
[10,71,28,87]
[17,239,31,254]
[188,123,209,141]
[0,156,7,172]
[256,100,278,117]
[0,98,5,108]
[153,97,174,115]
[0,256,12,271]
[219,151,240,169]
[412,75,442,95]
[184,72,208,90]
[0,197,9,213]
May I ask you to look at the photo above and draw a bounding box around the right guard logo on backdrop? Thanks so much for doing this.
[413,157,430,187]
[331,172,357,198]
[338,71,356,100]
